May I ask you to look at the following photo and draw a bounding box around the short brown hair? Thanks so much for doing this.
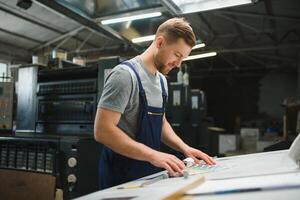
[156,18,196,47]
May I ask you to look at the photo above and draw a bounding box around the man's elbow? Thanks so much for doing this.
[94,129,103,143]
[94,121,106,143]
[94,122,111,145]
[94,109,104,143]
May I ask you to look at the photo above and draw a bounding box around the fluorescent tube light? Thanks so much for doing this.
[101,12,162,25]
[132,35,155,43]
[132,35,207,48]
[183,52,217,61]
[192,43,206,50]
[171,0,254,14]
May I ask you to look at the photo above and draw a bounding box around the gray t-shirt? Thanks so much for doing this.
[97,56,168,138]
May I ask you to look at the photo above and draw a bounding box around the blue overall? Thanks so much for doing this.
[99,61,167,189]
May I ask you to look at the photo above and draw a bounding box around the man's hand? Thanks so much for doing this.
[183,146,216,165]
[148,151,185,176]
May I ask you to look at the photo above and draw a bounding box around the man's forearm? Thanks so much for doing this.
[95,124,156,162]
[161,118,189,153]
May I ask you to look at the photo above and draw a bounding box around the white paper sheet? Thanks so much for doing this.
[186,172,300,195]
[203,150,300,180]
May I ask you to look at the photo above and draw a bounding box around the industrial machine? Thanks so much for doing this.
[166,82,188,137]
[16,57,122,135]
[0,135,101,199]
[7,57,123,199]
[35,67,98,135]
[187,89,210,151]
[0,81,14,134]
[165,83,210,154]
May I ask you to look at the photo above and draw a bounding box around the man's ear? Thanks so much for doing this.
[155,36,164,49]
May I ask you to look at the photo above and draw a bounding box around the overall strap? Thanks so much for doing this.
[122,61,148,105]
[122,61,145,94]
[159,75,167,109]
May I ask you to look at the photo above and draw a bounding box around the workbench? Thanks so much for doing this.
[75,149,300,200]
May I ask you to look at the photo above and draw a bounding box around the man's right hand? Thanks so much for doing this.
[148,151,185,176]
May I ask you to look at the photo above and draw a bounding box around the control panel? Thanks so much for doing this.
[0,82,14,132]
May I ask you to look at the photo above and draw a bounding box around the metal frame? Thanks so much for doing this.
[33,0,117,40]
[215,13,260,33]
[0,3,63,34]
[0,0,298,69]
[238,52,268,67]
[218,10,300,22]
[34,0,143,53]
[0,27,42,44]
[247,52,295,63]
[214,43,300,53]
[159,0,181,16]
[0,2,99,49]
[31,27,85,52]
[198,13,218,39]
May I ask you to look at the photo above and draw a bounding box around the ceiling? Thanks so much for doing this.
[0,0,299,74]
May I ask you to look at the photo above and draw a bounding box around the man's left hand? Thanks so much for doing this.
[183,146,216,165]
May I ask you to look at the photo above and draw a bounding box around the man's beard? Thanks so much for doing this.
[154,54,168,75]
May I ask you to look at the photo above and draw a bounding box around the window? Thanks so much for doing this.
[0,62,7,77]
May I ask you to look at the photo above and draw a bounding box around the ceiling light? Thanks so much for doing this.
[132,35,155,43]
[192,43,206,50]
[170,0,255,14]
[132,35,207,48]
[101,12,162,25]
[183,52,217,61]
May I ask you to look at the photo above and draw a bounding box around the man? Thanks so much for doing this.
[94,18,215,189]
